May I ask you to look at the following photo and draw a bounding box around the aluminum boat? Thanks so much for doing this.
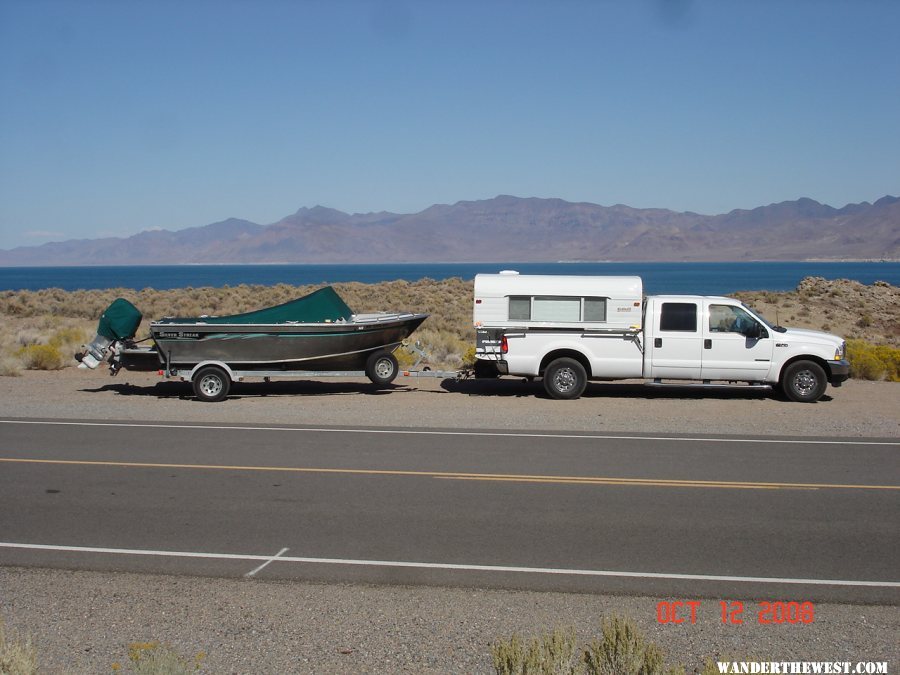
[150,287,428,371]
[76,287,428,399]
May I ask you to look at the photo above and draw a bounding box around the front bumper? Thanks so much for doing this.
[826,359,850,385]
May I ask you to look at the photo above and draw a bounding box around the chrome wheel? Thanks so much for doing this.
[791,369,817,398]
[373,357,394,380]
[543,357,587,400]
[365,351,399,386]
[553,367,578,394]
[781,360,826,403]
[192,365,231,402]
[199,374,224,398]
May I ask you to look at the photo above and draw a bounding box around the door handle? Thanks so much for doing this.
[654,338,662,348]
[704,339,712,349]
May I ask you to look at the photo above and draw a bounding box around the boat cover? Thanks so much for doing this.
[156,286,354,325]
[97,298,143,340]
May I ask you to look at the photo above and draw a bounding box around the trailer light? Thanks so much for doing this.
[475,299,482,304]
[501,335,509,354]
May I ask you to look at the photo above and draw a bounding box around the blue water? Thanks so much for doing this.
[0,262,897,296]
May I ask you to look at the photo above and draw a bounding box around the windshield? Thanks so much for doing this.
[741,303,787,333]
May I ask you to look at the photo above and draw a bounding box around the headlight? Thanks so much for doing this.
[835,341,846,360]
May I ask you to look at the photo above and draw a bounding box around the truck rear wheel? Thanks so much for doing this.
[366,351,399,386]
[543,358,587,400]
[781,360,827,403]
[192,365,231,402]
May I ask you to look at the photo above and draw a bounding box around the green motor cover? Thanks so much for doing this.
[97,298,143,341]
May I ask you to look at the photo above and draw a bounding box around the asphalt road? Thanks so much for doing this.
[1,418,898,604]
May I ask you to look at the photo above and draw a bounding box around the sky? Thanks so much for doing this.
[0,0,898,250]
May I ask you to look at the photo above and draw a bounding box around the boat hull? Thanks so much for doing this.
[149,314,428,371]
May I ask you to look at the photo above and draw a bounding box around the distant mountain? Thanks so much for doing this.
[1,195,898,265]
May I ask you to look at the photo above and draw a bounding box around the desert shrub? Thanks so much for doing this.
[874,344,900,381]
[583,616,683,675]
[492,617,685,675]
[0,356,22,377]
[48,326,88,348]
[112,641,205,673]
[492,628,580,675]
[17,344,64,370]
[461,345,477,367]
[846,339,900,381]
[0,619,38,675]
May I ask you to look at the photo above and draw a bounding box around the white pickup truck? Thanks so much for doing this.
[473,271,849,402]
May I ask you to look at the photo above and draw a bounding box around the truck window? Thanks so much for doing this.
[508,296,531,320]
[660,302,697,332]
[709,305,757,334]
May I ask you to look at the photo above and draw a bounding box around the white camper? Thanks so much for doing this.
[473,271,849,402]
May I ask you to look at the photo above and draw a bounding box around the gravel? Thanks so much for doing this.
[2,369,899,438]
[1,370,898,672]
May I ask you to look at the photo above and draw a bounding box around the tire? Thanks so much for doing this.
[542,357,587,400]
[781,360,827,403]
[192,365,231,402]
[365,351,399,386]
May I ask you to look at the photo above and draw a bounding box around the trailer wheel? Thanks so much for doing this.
[193,365,231,402]
[366,351,399,386]
[781,360,827,403]
[543,357,587,400]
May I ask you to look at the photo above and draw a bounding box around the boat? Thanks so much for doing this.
[76,287,428,400]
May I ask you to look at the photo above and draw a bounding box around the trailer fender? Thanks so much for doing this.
[186,361,239,382]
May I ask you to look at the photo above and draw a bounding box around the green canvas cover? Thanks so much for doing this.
[158,286,354,325]
[97,298,143,340]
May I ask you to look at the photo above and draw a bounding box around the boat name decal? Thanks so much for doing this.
[159,331,200,339]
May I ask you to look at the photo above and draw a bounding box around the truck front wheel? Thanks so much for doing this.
[543,358,587,400]
[781,360,827,403]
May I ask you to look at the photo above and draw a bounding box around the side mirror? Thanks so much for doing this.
[743,323,765,339]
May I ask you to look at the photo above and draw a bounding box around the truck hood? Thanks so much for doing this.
[779,327,843,347]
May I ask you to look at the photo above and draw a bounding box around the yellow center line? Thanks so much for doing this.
[1,457,897,491]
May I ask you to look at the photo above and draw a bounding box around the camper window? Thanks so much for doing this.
[506,296,608,323]
[584,298,607,322]
[509,296,531,320]
[533,297,581,321]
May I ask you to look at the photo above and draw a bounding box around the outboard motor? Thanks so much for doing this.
[76,298,143,369]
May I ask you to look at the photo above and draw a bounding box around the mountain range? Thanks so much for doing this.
[1,194,898,265]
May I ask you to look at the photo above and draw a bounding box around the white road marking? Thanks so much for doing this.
[244,547,289,578]
[1,542,898,588]
[1,419,897,446]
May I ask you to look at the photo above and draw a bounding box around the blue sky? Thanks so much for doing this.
[1,0,898,250]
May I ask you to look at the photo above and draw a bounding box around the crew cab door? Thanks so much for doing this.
[647,300,703,379]
[700,301,773,381]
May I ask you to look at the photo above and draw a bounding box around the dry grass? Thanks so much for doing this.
[492,616,687,675]
[0,618,38,675]
[1,277,897,376]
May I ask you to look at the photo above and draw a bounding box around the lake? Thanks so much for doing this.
[0,261,897,296]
